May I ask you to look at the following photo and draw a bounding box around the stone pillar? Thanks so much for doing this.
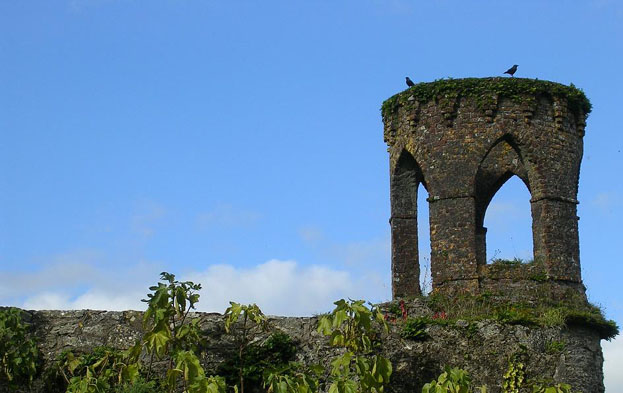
[475,226,487,266]
[429,197,479,293]
[531,198,581,282]
[391,216,420,298]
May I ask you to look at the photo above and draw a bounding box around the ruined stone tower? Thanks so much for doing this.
[382,78,591,300]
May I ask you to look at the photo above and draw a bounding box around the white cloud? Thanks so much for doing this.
[0,250,162,311]
[185,259,387,316]
[2,257,388,316]
[0,250,101,299]
[603,337,623,391]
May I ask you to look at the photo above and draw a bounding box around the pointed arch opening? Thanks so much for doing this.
[417,183,432,294]
[483,175,533,263]
[474,135,534,265]
[390,150,427,298]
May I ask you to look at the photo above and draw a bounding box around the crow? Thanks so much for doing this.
[504,65,518,77]
[405,77,415,87]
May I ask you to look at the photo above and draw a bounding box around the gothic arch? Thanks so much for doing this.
[390,150,427,298]
[474,136,532,266]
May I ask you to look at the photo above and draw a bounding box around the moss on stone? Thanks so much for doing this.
[421,292,619,341]
[381,77,591,119]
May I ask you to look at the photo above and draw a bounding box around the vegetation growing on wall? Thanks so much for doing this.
[0,307,40,389]
[3,271,615,393]
[317,299,393,393]
[420,291,619,340]
[381,77,592,119]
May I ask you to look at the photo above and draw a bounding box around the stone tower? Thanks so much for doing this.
[382,78,591,300]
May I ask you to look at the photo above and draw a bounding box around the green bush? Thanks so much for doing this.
[217,331,297,393]
[114,377,164,393]
[0,307,40,389]
[422,367,486,393]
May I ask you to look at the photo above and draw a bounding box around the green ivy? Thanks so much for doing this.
[502,353,526,393]
[381,77,591,119]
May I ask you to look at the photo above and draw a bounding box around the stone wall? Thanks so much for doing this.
[2,305,605,393]
[382,78,588,299]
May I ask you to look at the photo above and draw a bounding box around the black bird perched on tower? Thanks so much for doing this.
[405,77,415,87]
[504,64,518,77]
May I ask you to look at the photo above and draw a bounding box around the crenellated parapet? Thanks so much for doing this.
[382,77,590,300]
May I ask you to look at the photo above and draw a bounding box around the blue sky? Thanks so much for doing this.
[1,0,622,388]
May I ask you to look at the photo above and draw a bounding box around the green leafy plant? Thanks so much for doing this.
[140,272,224,393]
[224,302,270,393]
[218,331,297,393]
[545,340,565,354]
[64,347,139,393]
[317,299,392,393]
[422,367,486,393]
[54,272,225,393]
[531,382,571,393]
[166,350,226,393]
[400,317,429,341]
[113,377,163,393]
[48,347,139,393]
[502,354,526,393]
[0,307,40,389]
[263,363,322,393]
[141,272,204,361]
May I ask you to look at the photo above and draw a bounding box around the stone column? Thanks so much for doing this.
[391,216,420,298]
[429,196,479,293]
[531,197,581,282]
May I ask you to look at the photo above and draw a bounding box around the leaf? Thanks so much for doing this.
[120,362,139,384]
[343,379,358,393]
[374,356,392,382]
[166,367,183,388]
[176,287,187,316]
[317,316,332,336]
[143,325,171,358]
[333,310,348,329]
